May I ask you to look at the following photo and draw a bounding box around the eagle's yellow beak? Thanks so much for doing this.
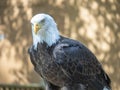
[34,23,40,34]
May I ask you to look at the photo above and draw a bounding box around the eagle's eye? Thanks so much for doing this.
[41,19,45,23]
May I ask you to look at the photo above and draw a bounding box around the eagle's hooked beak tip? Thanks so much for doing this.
[34,23,40,34]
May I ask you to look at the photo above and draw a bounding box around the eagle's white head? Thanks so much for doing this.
[30,13,60,49]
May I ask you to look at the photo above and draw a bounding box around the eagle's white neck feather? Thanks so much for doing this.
[32,27,60,49]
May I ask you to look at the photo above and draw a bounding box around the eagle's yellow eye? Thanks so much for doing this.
[34,23,40,34]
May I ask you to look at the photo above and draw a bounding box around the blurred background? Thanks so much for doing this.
[0,0,120,90]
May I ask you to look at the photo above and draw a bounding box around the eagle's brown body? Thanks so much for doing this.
[28,36,111,90]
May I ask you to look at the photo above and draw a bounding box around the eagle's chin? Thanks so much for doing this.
[33,27,60,50]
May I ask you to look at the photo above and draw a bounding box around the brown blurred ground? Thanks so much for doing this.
[0,0,120,90]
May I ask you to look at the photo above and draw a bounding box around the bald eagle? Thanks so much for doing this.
[28,13,111,90]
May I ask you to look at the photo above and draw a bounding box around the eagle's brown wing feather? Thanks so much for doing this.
[53,38,111,89]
